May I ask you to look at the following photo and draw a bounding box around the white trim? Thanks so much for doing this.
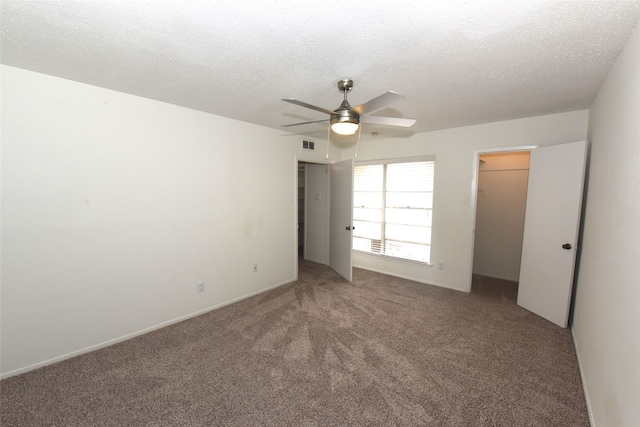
[572,327,596,427]
[297,155,332,165]
[352,264,458,291]
[0,276,297,380]
[467,145,537,292]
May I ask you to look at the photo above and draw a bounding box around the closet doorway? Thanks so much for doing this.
[472,150,531,292]
[297,161,330,266]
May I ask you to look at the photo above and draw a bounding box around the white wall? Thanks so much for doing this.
[573,23,640,427]
[0,65,333,377]
[347,110,589,291]
[473,152,530,281]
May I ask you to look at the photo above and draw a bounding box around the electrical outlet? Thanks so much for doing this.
[438,262,445,270]
[197,281,205,292]
[253,264,258,273]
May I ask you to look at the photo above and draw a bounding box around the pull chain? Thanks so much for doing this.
[354,123,362,159]
[325,124,331,160]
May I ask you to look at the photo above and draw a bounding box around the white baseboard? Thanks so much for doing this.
[571,327,596,427]
[1,276,297,380]
[353,263,463,292]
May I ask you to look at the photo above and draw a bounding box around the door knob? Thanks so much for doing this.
[562,243,572,250]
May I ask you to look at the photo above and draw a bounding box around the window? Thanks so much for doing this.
[353,157,434,264]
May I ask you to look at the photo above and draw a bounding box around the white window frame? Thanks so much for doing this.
[353,155,435,265]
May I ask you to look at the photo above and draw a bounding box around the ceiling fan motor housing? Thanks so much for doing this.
[330,107,359,126]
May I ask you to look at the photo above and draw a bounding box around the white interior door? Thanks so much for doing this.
[329,159,354,281]
[517,140,587,327]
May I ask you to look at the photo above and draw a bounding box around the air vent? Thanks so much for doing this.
[302,140,315,150]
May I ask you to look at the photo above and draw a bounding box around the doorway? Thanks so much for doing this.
[295,157,354,282]
[297,164,305,258]
[469,146,535,293]
[296,160,330,276]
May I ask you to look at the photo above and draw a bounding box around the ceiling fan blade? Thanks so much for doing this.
[352,91,405,115]
[282,98,335,115]
[360,115,417,127]
[282,119,330,128]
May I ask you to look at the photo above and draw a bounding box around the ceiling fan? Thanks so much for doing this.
[282,79,416,136]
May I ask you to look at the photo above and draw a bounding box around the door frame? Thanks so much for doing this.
[466,145,537,292]
[294,155,331,280]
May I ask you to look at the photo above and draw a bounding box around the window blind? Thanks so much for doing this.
[353,159,434,263]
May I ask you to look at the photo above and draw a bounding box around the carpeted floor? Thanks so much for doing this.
[1,261,589,426]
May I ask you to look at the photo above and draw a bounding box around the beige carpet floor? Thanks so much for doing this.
[1,261,589,426]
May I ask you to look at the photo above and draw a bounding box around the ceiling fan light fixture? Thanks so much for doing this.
[330,109,360,135]
[331,121,359,135]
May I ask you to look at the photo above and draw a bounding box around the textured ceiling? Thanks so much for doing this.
[2,0,639,141]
